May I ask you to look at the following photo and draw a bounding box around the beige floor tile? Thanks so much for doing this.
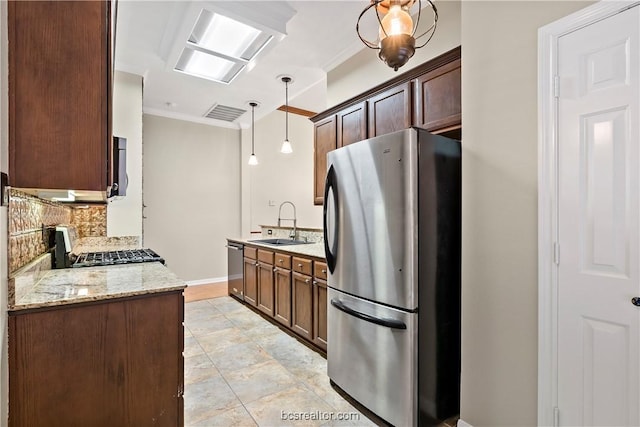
[190,405,258,427]
[209,296,248,314]
[223,359,299,404]
[244,384,336,427]
[184,335,205,358]
[184,375,243,425]
[224,309,269,329]
[196,327,253,353]
[184,299,370,427]
[205,341,273,374]
[184,353,220,385]
[186,313,236,336]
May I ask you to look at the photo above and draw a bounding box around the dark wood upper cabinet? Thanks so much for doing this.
[337,102,367,148]
[313,116,337,205]
[413,58,461,132]
[367,82,413,138]
[8,0,112,191]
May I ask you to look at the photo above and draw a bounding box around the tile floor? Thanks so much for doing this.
[183,296,376,427]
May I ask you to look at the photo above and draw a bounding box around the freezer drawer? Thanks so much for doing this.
[327,288,417,427]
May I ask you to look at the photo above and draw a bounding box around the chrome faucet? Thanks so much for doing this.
[277,201,297,240]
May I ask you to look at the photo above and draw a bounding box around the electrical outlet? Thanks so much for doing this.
[267,229,273,235]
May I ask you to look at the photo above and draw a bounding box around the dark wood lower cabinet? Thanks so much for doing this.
[292,271,313,341]
[313,279,328,351]
[243,257,258,307]
[274,267,292,326]
[257,262,275,316]
[8,291,184,427]
[240,244,326,352]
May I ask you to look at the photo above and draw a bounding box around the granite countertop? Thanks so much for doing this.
[10,262,186,312]
[228,237,326,260]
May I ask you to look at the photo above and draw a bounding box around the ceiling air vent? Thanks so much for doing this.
[204,103,246,122]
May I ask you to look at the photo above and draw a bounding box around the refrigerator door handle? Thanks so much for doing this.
[330,299,407,330]
[323,165,339,273]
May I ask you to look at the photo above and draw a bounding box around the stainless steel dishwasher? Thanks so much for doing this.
[226,240,244,300]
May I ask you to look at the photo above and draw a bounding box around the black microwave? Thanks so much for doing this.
[109,136,127,197]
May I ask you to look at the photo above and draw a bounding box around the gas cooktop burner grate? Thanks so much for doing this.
[73,249,164,268]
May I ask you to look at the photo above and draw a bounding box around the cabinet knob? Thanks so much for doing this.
[273,267,277,272]
[322,269,326,274]
[298,263,303,267]
[312,280,317,285]
[255,262,259,266]
[305,278,310,283]
[279,259,283,263]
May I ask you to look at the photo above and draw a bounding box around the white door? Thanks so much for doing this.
[557,5,640,426]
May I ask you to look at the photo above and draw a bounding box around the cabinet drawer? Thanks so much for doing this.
[293,257,312,275]
[314,261,328,280]
[275,253,291,269]
[258,249,274,264]
[244,247,257,260]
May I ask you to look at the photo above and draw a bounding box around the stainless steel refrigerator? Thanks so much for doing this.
[323,128,461,426]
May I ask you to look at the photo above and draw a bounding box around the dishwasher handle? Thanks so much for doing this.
[225,244,243,251]
[330,299,407,330]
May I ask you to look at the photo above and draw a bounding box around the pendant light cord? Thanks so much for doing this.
[285,79,289,141]
[251,103,255,154]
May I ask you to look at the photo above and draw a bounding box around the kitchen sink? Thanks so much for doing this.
[249,238,312,246]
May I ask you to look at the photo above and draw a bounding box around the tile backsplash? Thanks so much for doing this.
[71,205,107,238]
[8,189,108,274]
[8,189,72,273]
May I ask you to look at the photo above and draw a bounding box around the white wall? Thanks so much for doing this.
[142,115,241,282]
[0,1,8,424]
[107,71,143,238]
[240,109,321,235]
[327,0,461,107]
[459,1,593,425]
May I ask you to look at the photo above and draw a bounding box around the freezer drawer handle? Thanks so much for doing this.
[330,299,407,330]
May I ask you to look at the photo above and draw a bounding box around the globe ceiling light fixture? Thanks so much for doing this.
[248,101,259,166]
[280,75,293,154]
[356,0,438,71]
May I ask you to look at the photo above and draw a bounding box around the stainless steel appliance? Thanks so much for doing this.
[109,136,128,198]
[324,128,461,426]
[73,249,164,268]
[227,240,244,300]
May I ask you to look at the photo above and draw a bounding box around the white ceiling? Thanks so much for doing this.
[115,1,374,129]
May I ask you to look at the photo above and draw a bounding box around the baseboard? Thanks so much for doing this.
[185,276,227,286]
[457,419,473,427]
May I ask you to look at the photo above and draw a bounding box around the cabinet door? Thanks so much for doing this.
[367,82,412,138]
[337,102,367,148]
[9,292,184,427]
[313,278,328,351]
[243,257,258,307]
[9,0,110,191]
[257,262,275,316]
[313,116,337,205]
[413,58,461,132]
[274,268,292,327]
[292,272,313,341]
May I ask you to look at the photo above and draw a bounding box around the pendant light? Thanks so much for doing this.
[280,76,293,154]
[248,101,259,166]
[356,0,438,71]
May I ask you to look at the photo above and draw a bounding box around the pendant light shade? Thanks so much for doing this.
[280,76,293,154]
[248,101,259,166]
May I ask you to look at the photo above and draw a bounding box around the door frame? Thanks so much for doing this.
[537,1,640,425]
